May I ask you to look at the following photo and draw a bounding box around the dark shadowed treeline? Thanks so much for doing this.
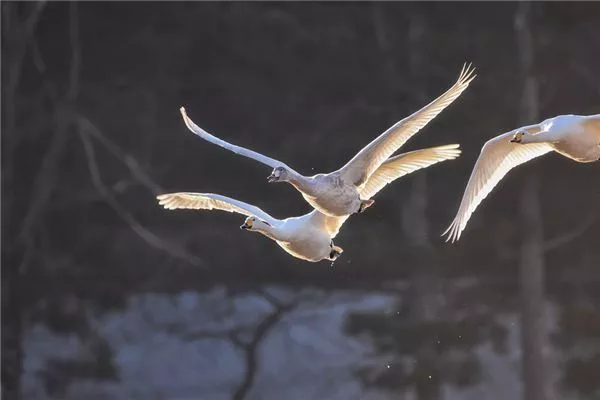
[2,2,599,400]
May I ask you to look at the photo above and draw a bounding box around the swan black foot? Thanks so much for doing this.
[329,242,344,265]
[356,199,375,214]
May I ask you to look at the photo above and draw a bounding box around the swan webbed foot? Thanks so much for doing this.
[357,199,375,214]
[329,242,344,263]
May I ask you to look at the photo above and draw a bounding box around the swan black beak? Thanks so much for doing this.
[240,223,250,230]
[267,174,277,183]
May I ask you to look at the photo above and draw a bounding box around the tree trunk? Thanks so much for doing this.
[372,4,441,398]
[514,3,553,400]
[518,174,548,400]
[403,174,442,400]
[403,9,442,400]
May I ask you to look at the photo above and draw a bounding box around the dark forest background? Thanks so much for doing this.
[2,2,600,400]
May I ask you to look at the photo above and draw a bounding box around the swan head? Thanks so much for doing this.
[240,216,271,231]
[510,130,525,144]
[267,166,289,183]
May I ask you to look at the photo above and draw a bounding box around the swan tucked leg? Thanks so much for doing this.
[329,242,344,262]
[358,198,375,214]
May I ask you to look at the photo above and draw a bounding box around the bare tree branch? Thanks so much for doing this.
[16,117,70,246]
[76,116,164,194]
[231,300,297,400]
[499,214,598,261]
[17,237,36,276]
[543,214,598,253]
[3,2,49,245]
[251,287,286,309]
[30,37,61,103]
[20,16,197,268]
[67,1,80,101]
[3,1,47,132]
[78,127,206,268]
[181,291,302,400]
[3,1,47,87]
[16,1,82,247]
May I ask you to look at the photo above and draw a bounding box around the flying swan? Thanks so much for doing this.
[158,145,461,262]
[179,64,475,218]
[444,114,600,243]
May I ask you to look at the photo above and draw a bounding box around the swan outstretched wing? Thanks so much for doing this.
[312,144,462,239]
[358,144,462,200]
[338,64,475,186]
[443,131,552,243]
[180,107,298,173]
[157,192,279,226]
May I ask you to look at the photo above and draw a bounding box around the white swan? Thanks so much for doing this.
[179,64,475,217]
[158,145,461,262]
[444,114,600,243]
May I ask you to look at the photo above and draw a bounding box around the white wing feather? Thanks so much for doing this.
[180,107,297,173]
[157,192,279,226]
[315,144,462,239]
[443,131,553,243]
[338,64,475,186]
[359,144,461,200]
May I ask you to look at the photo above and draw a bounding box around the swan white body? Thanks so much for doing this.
[444,114,600,243]
[180,64,475,217]
[158,145,461,262]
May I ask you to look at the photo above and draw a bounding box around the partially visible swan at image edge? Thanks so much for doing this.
[179,63,475,218]
[158,145,461,263]
[444,114,600,243]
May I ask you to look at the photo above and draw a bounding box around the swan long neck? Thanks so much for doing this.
[254,223,284,241]
[521,123,543,135]
[287,172,314,194]
[520,123,551,144]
